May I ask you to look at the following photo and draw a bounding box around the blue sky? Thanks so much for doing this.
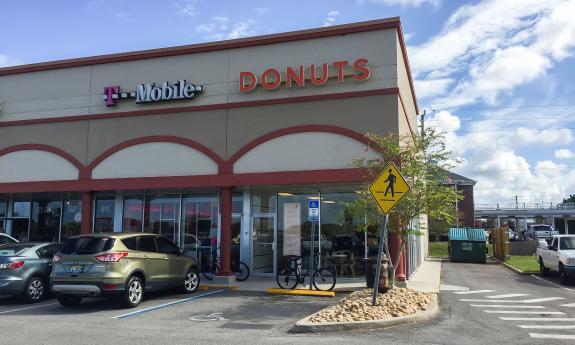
[1,0,574,205]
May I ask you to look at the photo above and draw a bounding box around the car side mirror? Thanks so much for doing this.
[549,245,557,251]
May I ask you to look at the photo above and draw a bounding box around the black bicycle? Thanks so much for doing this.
[202,249,250,282]
[276,256,336,291]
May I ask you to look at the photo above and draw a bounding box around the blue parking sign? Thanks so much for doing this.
[308,200,319,221]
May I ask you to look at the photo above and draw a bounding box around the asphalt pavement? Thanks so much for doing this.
[0,260,574,344]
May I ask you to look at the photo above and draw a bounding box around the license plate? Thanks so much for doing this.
[70,265,83,274]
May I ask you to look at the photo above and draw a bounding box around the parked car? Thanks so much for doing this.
[508,229,518,241]
[527,224,559,240]
[0,242,62,302]
[537,235,575,284]
[50,233,200,308]
[0,233,18,245]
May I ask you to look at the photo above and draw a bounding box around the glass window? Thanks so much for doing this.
[157,237,181,255]
[0,199,6,233]
[123,197,144,232]
[181,195,218,271]
[94,197,114,232]
[61,198,82,241]
[277,193,316,268]
[232,193,243,214]
[144,196,179,243]
[138,236,157,253]
[36,244,61,259]
[30,198,61,242]
[121,237,138,250]
[12,201,30,218]
[0,244,35,256]
[60,237,115,255]
[251,192,276,214]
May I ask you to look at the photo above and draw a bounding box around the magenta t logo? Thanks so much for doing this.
[103,86,120,106]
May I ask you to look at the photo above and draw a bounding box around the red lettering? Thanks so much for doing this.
[353,58,370,81]
[286,65,305,88]
[239,71,257,92]
[261,68,281,90]
[332,60,349,82]
[310,63,329,86]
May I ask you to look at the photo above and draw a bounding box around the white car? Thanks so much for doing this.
[0,233,18,245]
[528,224,559,240]
[537,235,575,284]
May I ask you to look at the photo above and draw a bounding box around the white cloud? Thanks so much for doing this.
[0,53,22,67]
[323,11,340,27]
[414,78,453,99]
[513,128,573,146]
[195,24,214,34]
[194,16,262,41]
[226,20,257,39]
[411,0,575,108]
[179,0,199,17]
[555,149,575,159]
[357,0,441,7]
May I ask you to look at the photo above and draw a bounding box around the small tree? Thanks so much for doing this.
[353,127,463,287]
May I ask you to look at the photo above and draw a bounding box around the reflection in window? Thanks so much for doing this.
[181,196,218,272]
[94,197,114,232]
[12,201,30,218]
[144,196,179,244]
[0,199,6,233]
[61,199,82,240]
[30,199,61,242]
[123,197,144,232]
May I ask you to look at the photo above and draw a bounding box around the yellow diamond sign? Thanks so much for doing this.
[369,162,411,214]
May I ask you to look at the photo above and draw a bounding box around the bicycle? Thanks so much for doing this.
[276,255,336,291]
[202,248,250,282]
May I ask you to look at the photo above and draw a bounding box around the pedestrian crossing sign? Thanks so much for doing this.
[369,162,410,214]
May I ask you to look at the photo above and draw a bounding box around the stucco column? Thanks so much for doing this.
[81,192,93,234]
[389,232,406,281]
[218,187,233,276]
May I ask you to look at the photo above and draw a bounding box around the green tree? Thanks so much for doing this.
[562,194,575,204]
[353,127,463,287]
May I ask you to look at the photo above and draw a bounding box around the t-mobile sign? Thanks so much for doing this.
[103,80,203,106]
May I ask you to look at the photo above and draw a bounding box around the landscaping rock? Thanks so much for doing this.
[308,288,431,323]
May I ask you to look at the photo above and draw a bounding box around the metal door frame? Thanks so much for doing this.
[250,213,277,276]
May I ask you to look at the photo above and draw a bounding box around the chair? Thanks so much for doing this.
[339,253,356,277]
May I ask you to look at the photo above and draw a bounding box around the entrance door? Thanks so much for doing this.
[251,214,275,275]
[5,218,29,242]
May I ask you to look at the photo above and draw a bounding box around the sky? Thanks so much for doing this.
[1,0,574,206]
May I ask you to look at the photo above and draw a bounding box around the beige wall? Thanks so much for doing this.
[396,32,418,136]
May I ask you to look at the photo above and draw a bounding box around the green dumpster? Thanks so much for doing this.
[448,228,487,264]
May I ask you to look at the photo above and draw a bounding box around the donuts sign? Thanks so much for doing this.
[239,58,370,92]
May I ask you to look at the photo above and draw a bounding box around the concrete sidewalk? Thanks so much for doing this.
[203,276,367,292]
[406,258,442,293]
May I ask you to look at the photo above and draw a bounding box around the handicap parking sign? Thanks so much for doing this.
[308,200,319,221]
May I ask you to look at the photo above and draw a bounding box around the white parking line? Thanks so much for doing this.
[471,305,545,309]
[487,293,530,299]
[560,303,575,307]
[0,302,58,314]
[453,290,495,295]
[484,310,564,315]
[531,274,573,292]
[499,317,575,321]
[519,325,575,329]
[460,297,564,303]
[529,333,575,340]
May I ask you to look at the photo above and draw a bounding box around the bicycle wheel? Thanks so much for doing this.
[202,262,219,281]
[312,267,336,291]
[276,267,298,289]
[234,262,250,281]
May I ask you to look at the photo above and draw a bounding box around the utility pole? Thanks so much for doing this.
[515,195,518,210]
[420,109,426,139]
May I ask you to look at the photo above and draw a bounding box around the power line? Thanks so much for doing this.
[427,103,575,111]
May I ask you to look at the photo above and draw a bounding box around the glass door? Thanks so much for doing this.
[251,214,276,275]
[181,195,219,273]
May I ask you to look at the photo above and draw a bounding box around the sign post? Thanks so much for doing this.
[308,200,319,290]
[368,162,411,306]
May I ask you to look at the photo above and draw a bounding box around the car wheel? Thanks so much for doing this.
[560,265,569,285]
[123,276,144,308]
[24,276,45,303]
[539,258,549,277]
[183,269,200,293]
[57,295,82,307]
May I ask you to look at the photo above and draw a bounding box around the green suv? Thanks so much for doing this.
[50,233,200,308]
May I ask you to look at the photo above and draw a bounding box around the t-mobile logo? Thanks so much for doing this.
[102,80,203,107]
[103,86,136,106]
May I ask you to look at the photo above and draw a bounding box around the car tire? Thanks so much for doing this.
[183,269,200,293]
[57,295,82,307]
[23,276,45,303]
[539,258,549,277]
[560,265,569,285]
[123,275,144,308]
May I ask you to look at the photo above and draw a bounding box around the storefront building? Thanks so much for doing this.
[0,18,421,280]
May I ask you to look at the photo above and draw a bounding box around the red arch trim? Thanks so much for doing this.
[222,125,371,174]
[0,144,87,179]
[87,135,226,177]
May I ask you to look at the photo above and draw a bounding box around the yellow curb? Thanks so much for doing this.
[266,288,335,297]
[201,284,240,290]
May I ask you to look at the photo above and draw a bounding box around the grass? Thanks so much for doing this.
[506,255,539,273]
[429,241,448,257]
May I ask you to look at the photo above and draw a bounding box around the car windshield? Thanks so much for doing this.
[0,244,35,256]
[534,225,552,231]
[560,237,575,250]
[60,237,115,255]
